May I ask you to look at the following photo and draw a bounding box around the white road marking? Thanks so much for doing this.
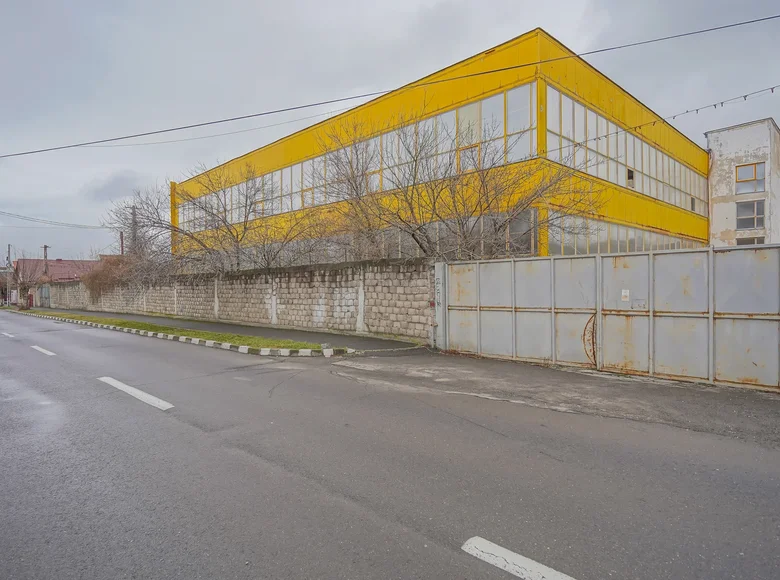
[461,537,577,580]
[31,345,56,356]
[2,332,14,337]
[97,376,174,411]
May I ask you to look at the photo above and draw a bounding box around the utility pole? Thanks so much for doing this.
[42,244,50,276]
[5,244,10,306]
[120,231,124,256]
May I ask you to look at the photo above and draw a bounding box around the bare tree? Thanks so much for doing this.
[14,254,45,309]
[318,111,607,261]
[104,162,321,287]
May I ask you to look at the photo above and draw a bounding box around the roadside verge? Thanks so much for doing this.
[9,310,351,358]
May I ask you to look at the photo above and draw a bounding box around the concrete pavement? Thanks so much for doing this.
[1,310,778,579]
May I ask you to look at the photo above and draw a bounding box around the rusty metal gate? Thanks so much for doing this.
[434,245,780,389]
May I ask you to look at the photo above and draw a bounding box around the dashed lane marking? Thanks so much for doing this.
[97,376,174,411]
[461,537,577,580]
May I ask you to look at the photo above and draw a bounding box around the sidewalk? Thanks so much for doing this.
[331,351,780,449]
[46,309,417,351]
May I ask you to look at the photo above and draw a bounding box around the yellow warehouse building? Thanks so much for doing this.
[171,28,709,257]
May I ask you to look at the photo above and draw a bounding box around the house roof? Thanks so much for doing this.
[14,258,99,283]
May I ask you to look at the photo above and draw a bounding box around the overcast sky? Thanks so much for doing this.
[1,0,778,259]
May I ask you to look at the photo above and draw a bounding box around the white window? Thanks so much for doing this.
[481,94,504,141]
[291,163,302,192]
[626,134,635,169]
[574,102,585,143]
[607,122,617,161]
[458,102,480,146]
[547,87,561,134]
[586,109,597,148]
[597,116,607,155]
[736,162,765,194]
[547,132,561,163]
[436,111,456,153]
[736,200,765,229]
[507,83,532,135]
[561,94,573,140]
[507,131,531,162]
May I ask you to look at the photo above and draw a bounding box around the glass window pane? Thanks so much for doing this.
[597,116,607,154]
[641,141,649,176]
[626,133,634,168]
[598,223,608,254]
[735,180,754,194]
[507,131,531,162]
[481,94,504,141]
[648,148,656,178]
[757,200,765,215]
[597,154,607,180]
[383,132,398,166]
[628,228,637,252]
[547,132,561,163]
[282,166,292,195]
[755,179,765,192]
[507,84,531,134]
[574,102,585,142]
[586,149,598,177]
[458,102,480,146]
[608,122,617,160]
[576,222,588,255]
[547,87,561,134]
[737,165,755,181]
[617,129,626,163]
[756,162,765,179]
[366,137,381,172]
[609,159,618,184]
[736,202,754,218]
[291,163,302,192]
[561,94,573,139]
[617,163,626,187]
[530,81,537,128]
[736,217,754,230]
[574,144,586,168]
[757,216,765,228]
[586,109,597,148]
[548,229,562,256]
[561,138,575,167]
[437,110,456,152]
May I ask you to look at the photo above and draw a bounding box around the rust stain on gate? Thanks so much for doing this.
[581,313,597,366]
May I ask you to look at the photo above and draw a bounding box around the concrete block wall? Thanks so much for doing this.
[43,260,434,342]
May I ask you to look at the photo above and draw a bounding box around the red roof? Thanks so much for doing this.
[14,258,99,283]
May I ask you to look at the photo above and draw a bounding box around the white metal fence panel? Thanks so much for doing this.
[440,245,780,389]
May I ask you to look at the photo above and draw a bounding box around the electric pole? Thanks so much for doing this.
[42,244,50,276]
[5,244,10,306]
[120,231,124,256]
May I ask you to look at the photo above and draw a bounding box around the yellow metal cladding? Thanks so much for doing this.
[175,29,542,198]
[537,31,708,176]
[172,28,709,251]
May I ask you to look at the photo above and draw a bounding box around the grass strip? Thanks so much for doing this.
[27,309,319,350]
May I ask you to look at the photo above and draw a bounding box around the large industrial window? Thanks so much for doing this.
[736,200,764,229]
[736,162,765,193]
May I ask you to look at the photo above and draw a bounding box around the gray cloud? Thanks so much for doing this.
[0,0,778,259]
[80,170,146,202]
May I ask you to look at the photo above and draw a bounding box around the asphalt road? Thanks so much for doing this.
[1,311,778,580]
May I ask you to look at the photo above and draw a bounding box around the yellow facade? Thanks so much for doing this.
[172,28,710,255]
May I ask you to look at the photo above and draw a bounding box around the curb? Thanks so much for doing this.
[10,311,351,359]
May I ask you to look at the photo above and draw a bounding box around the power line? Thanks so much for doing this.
[562,83,780,155]
[85,106,353,148]
[0,210,107,229]
[1,14,778,160]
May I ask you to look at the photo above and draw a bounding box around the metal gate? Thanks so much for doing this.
[434,245,780,389]
[37,285,50,308]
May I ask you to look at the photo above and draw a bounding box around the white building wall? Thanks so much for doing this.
[706,119,778,246]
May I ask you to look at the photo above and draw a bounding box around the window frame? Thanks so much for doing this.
[735,162,766,194]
